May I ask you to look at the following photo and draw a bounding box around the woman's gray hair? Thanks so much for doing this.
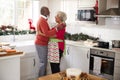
[56,11,67,22]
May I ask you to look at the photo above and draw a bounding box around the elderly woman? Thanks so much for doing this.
[39,11,67,73]
[48,11,67,73]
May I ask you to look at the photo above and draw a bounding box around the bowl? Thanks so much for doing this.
[9,45,16,49]
[66,68,82,79]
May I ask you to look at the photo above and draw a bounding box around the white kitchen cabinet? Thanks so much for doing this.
[77,0,96,8]
[20,53,36,80]
[15,42,38,80]
[60,44,72,71]
[0,56,21,80]
[69,45,90,73]
[61,43,90,73]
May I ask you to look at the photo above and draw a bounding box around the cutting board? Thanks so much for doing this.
[0,51,23,57]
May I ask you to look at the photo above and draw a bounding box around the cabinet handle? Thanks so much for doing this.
[87,50,90,59]
[33,59,35,66]
[67,47,69,55]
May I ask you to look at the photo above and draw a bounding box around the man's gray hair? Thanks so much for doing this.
[56,11,67,22]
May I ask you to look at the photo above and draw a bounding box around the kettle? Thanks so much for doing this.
[112,40,120,48]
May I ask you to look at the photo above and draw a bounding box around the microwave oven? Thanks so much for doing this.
[77,9,96,21]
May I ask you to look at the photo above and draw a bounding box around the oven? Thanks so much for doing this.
[89,48,115,80]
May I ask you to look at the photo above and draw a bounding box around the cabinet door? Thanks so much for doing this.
[60,44,72,71]
[69,45,90,73]
[20,56,36,80]
[78,0,96,7]
[0,57,20,80]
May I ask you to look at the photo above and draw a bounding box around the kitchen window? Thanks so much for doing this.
[0,0,38,30]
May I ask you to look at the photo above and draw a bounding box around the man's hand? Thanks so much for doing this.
[56,23,66,30]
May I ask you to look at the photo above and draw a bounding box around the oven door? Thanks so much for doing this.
[89,54,114,80]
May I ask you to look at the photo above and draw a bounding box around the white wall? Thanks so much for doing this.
[39,0,48,7]
[48,0,61,23]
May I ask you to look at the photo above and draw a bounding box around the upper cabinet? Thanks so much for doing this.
[77,0,96,8]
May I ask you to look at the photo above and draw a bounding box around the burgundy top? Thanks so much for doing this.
[56,27,66,51]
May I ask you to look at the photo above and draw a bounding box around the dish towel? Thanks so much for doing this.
[93,56,102,75]
[48,38,63,63]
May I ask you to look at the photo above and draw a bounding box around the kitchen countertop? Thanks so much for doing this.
[0,51,23,57]
[0,40,35,54]
[65,40,120,53]
[0,51,24,59]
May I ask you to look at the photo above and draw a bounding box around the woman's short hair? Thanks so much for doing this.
[56,11,67,22]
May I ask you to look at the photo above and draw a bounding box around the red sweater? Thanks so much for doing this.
[35,17,57,46]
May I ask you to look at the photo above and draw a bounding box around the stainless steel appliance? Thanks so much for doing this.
[112,40,120,48]
[77,8,96,21]
[97,41,109,49]
[89,48,115,80]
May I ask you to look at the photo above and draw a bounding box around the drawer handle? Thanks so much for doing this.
[67,47,69,55]
[33,59,35,66]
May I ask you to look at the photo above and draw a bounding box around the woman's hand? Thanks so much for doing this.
[55,22,66,30]
[56,23,66,30]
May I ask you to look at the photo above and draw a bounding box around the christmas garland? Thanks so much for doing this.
[0,25,36,36]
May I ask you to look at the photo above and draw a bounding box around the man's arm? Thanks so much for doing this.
[38,20,66,37]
